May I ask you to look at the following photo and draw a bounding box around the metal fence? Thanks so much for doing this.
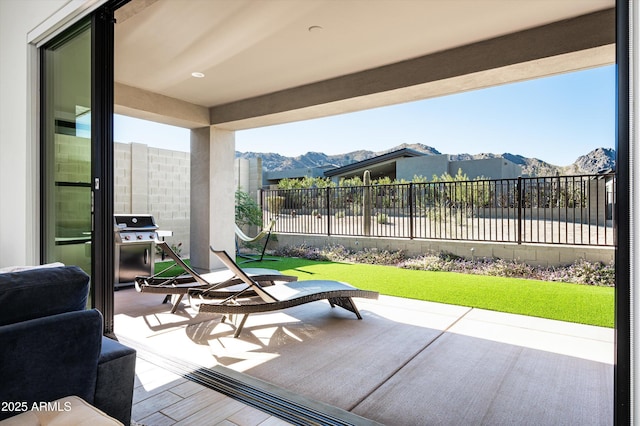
[260,173,616,246]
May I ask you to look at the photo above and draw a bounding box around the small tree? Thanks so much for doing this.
[235,189,262,227]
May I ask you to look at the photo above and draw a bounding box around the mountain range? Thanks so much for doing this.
[236,143,616,177]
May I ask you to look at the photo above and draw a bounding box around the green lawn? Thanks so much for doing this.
[155,257,614,328]
[154,259,192,277]
[241,257,614,328]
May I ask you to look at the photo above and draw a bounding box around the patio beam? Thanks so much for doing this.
[209,8,614,130]
[114,82,209,129]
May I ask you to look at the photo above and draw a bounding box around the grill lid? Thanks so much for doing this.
[114,214,158,231]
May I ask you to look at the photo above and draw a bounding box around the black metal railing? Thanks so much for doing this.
[260,173,616,246]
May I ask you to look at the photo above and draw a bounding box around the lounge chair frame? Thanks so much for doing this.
[135,240,296,313]
[196,247,379,337]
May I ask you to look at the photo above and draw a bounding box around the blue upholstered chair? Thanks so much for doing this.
[0,266,136,425]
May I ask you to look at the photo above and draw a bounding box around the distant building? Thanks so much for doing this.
[324,148,425,182]
[234,148,523,195]
[396,155,522,181]
[325,149,522,183]
[263,165,334,187]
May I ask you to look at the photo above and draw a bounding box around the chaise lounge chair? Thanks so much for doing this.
[134,240,297,313]
[194,247,379,337]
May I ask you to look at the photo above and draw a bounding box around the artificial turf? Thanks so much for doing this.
[241,257,614,328]
[155,256,614,328]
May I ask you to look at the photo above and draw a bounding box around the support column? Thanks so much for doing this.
[189,127,210,271]
[190,126,236,271]
[208,128,236,266]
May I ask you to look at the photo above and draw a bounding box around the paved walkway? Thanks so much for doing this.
[115,288,613,425]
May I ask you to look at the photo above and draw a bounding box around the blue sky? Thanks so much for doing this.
[114,64,615,167]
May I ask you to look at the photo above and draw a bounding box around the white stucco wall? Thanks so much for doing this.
[0,0,72,267]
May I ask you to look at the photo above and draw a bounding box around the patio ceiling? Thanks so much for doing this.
[114,0,615,131]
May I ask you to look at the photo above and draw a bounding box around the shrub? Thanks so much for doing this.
[266,196,284,214]
[235,189,262,227]
[273,244,330,261]
[545,259,614,286]
[276,244,405,265]
[350,248,407,265]
[273,244,615,287]
[482,258,538,278]
[156,242,182,257]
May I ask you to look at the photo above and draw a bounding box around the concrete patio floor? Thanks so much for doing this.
[114,286,613,425]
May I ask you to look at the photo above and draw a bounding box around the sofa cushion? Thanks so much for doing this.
[0,309,103,420]
[0,395,123,425]
[0,266,90,326]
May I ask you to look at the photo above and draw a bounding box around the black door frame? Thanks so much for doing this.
[91,4,117,334]
[614,0,630,423]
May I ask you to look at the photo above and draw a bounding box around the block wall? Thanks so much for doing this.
[114,142,190,257]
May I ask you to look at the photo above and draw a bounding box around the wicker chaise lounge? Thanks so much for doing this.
[135,240,297,313]
[195,247,379,337]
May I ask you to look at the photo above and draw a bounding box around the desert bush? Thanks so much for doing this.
[235,189,262,227]
[156,242,182,257]
[273,244,330,261]
[275,243,615,287]
[266,196,285,214]
[544,259,614,286]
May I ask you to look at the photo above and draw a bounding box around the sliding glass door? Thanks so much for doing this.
[40,5,116,333]
[41,21,93,274]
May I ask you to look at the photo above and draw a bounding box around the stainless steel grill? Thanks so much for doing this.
[114,214,158,288]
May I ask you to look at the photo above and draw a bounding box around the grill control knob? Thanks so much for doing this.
[124,235,130,241]
[137,235,143,240]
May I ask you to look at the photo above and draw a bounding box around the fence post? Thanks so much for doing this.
[517,177,522,244]
[363,170,371,236]
[408,183,414,239]
[326,187,331,236]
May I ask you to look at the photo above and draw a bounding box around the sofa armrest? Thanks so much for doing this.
[94,337,136,426]
[0,310,102,421]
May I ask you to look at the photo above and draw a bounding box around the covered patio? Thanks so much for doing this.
[116,287,613,425]
[113,0,615,272]
[111,1,616,424]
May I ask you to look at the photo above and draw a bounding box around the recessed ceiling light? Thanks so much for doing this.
[308,25,323,32]
[191,72,205,78]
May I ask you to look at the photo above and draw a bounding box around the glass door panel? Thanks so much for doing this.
[41,22,92,275]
